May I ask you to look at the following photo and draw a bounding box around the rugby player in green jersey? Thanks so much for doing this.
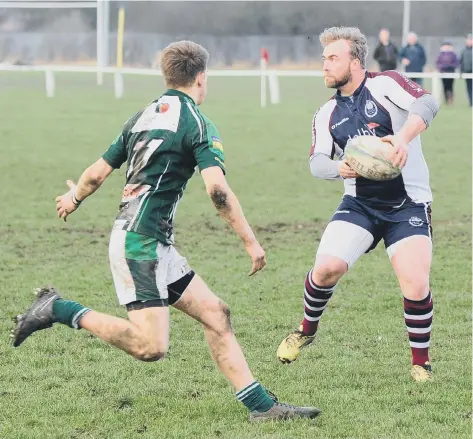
[11,41,320,422]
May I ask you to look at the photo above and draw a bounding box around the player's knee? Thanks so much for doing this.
[221,302,232,331]
[205,300,232,334]
[401,275,430,300]
[133,343,168,362]
[134,349,167,362]
[312,258,347,286]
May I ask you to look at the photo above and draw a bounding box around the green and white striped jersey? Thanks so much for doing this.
[102,89,225,244]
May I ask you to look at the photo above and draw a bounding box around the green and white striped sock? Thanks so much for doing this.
[235,381,275,413]
[52,299,90,329]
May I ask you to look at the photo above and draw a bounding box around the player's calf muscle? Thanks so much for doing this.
[79,311,167,361]
[207,330,233,365]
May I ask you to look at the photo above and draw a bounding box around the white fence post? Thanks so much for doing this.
[45,69,55,98]
[431,71,443,104]
[268,71,280,104]
[260,58,267,108]
[114,72,124,99]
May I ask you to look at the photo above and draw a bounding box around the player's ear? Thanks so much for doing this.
[196,70,207,88]
[351,58,361,70]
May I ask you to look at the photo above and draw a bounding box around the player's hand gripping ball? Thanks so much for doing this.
[344,135,402,181]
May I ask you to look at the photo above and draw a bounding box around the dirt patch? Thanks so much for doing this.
[186,219,327,235]
[254,220,327,234]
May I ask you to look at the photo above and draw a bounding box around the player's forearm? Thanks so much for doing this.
[208,185,257,246]
[397,114,427,144]
[74,166,107,201]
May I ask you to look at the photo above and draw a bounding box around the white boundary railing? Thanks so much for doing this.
[1,63,471,106]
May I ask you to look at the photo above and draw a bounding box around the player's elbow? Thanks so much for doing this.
[409,94,440,128]
[309,156,322,178]
[86,159,113,187]
[309,153,341,180]
[208,185,230,211]
[86,169,105,188]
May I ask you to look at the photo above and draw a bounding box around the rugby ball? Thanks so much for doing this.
[344,135,402,181]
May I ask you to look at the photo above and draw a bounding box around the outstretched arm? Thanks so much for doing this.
[201,166,266,276]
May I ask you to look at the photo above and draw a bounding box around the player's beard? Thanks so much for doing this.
[325,69,352,89]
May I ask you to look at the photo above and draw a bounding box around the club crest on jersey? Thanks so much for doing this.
[157,103,170,113]
[364,100,378,118]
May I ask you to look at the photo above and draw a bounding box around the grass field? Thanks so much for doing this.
[0,72,471,439]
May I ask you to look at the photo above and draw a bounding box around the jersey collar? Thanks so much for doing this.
[335,71,368,102]
[165,89,196,105]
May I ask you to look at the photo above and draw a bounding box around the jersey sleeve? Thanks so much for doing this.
[189,113,226,174]
[102,132,127,169]
[309,104,335,160]
[377,71,428,111]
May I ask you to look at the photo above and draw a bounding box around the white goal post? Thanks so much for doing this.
[0,0,109,84]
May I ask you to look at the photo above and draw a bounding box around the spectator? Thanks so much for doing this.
[460,33,473,107]
[373,28,398,72]
[436,41,459,105]
[399,32,426,85]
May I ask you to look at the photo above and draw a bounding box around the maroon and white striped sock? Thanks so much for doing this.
[301,269,335,336]
[404,291,433,366]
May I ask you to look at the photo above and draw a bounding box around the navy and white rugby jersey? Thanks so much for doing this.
[309,71,432,207]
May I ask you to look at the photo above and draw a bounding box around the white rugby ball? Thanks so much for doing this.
[344,135,402,181]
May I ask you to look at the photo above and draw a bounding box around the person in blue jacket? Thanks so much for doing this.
[399,32,427,86]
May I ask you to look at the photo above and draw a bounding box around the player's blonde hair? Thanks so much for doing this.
[319,26,369,68]
[160,40,209,88]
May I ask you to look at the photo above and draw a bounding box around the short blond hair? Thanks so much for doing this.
[160,40,209,88]
[319,26,369,68]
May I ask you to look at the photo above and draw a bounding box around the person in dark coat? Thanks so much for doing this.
[373,28,398,72]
